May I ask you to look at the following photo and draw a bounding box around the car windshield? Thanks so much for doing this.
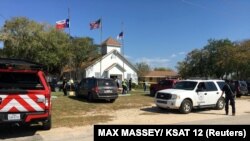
[0,72,44,90]
[173,81,197,90]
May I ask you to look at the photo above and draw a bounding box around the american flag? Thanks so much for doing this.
[90,19,101,30]
[117,32,124,40]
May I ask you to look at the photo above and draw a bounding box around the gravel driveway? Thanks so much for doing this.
[2,98,250,141]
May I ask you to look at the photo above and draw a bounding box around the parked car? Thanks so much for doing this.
[75,77,118,102]
[49,79,78,92]
[49,79,62,92]
[155,80,225,114]
[234,80,248,97]
[149,79,178,96]
[0,58,51,130]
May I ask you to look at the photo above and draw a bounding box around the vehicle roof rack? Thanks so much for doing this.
[0,58,45,70]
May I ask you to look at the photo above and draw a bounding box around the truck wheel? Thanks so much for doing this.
[87,93,94,102]
[236,93,242,98]
[42,115,52,130]
[75,90,81,98]
[150,89,156,96]
[215,98,225,110]
[109,99,116,103]
[179,99,192,114]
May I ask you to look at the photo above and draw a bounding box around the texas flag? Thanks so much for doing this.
[56,19,69,29]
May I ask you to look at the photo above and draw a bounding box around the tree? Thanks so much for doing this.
[234,40,250,79]
[70,37,99,79]
[176,49,204,78]
[0,17,70,75]
[176,61,188,79]
[134,62,151,80]
[154,67,172,71]
[177,39,235,79]
[203,39,234,78]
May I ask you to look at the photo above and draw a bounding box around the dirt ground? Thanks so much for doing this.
[35,98,250,141]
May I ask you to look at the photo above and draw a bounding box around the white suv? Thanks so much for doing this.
[155,80,225,114]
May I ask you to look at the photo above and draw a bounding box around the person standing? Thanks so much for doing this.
[143,80,147,92]
[221,80,236,116]
[62,78,67,96]
[115,78,120,88]
[129,78,132,91]
[122,80,127,94]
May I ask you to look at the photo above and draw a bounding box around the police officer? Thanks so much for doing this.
[122,80,127,94]
[221,80,236,116]
[62,77,67,96]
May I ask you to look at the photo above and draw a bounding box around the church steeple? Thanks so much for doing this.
[101,37,121,55]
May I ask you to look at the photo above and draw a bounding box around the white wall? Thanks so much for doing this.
[86,61,101,77]
[85,51,138,84]
[106,46,121,54]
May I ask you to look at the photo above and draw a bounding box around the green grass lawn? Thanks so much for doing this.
[51,89,154,128]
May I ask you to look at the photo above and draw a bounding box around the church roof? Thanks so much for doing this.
[104,63,126,72]
[144,71,178,78]
[101,37,121,47]
[83,49,137,72]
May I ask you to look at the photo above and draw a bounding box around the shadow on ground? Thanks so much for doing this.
[0,124,43,140]
[141,106,226,115]
[68,96,115,104]
[140,106,181,114]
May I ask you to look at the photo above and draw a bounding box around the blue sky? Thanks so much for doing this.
[1,0,250,71]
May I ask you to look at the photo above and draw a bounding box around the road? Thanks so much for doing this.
[0,98,250,141]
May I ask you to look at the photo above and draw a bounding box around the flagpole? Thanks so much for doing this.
[100,17,102,78]
[67,7,72,81]
[68,8,71,37]
[100,17,103,44]
[67,7,74,92]
[121,22,125,81]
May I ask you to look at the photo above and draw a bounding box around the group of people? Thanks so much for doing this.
[62,77,75,96]
[116,78,132,94]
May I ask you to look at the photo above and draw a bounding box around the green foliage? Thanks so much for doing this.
[0,17,98,77]
[177,38,250,80]
[0,17,70,74]
[134,62,151,78]
[154,67,172,71]
[70,37,99,79]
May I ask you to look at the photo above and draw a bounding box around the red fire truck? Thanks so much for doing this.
[0,58,51,130]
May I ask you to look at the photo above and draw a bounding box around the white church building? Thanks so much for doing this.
[81,37,138,84]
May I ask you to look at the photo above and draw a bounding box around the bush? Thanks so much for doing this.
[132,82,144,89]
[132,82,137,88]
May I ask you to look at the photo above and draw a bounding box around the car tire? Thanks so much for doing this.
[87,93,94,102]
[215,98,225,110]
[236,93,242,98]
[42,115,52,130]
[109,99,116,103]
[75,91,80,98]
[150,89,156,96]
[179,99,192,114]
